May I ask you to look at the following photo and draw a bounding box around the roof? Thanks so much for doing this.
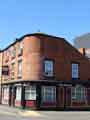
[1,33,65,52]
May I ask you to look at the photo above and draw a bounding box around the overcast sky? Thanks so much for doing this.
[0,0,90,49]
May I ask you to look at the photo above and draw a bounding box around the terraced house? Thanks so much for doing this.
[0,33,90,110]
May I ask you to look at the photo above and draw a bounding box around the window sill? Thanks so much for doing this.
[43,74,55,79]
[18,54,22,57]
[11,56,15,60]
[18,51,23,57]
[4,79,8,81]
[18,76,22,79]
[11,78,15,80]
[72,100,86,103]
[41,102,56,106]
[72,78,80,80]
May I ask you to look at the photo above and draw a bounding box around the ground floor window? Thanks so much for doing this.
[3,87,9,100]
[71,85,85,102]
[25,86,36,100]
[42,86,56,103]
[16,87,21,101]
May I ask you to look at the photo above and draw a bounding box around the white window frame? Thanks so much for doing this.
[25,86,36,100]
[18,60,22,78]
[11,47,16,58]
[44,60,54,77]
[42,86,56,103]
[11,62,15,79]
[3,87,9,100]
[72,63,79,79]
[16,87,22,101]
[18,42,23,55]
[71,85,85,102]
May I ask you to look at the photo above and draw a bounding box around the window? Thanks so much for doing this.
[18,60,22,78]
[11,47,16,58]
[71,87,76,99]
[44,60,54,77]
[2,65,9,76]
[16,87,21,100]
[71,86,85,102]
[42,86,56,103]
[2,65,9,81]
[72,63,79,79]
[18,42,23,56]
[11,63,15,80]
[5,51,9,62]
[25,86,36,100]
[3,87,9,100]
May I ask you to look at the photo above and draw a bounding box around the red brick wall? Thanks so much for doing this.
[2,34,90,83]
[39,35,90,81]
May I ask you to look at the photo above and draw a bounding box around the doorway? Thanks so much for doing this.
[9,86,16,107]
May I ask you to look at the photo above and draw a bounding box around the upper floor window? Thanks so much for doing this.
[11,63,15,80]
[4,51,9,62]
[2,65,9,76]
[44,59,54,77]
[11,47,16,59]
[18,42,23,56]
[2,65,9,81]
[6,51,9,62]
[72,63,79,80]
[18,60,22,78]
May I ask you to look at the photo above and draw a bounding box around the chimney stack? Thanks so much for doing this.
[79,48,86,56]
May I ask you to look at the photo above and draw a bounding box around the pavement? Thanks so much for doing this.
[0,105,90,120]
[0,105,42,117]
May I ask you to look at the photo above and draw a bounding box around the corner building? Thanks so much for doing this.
[1,33,90,110]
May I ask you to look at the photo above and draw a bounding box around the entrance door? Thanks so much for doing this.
[9,86,16,107]
[64,87,71,109]
[56,87,64,108]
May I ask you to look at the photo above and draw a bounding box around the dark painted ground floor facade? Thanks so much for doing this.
[1,80,90,110]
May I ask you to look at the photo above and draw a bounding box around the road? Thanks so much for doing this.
[0,105,90,120]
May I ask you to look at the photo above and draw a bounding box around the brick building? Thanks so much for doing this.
[1,33,90,110]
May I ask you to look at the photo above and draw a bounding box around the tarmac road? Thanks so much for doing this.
[0,105,90,120]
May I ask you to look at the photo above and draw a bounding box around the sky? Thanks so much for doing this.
[0,0,90,49]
